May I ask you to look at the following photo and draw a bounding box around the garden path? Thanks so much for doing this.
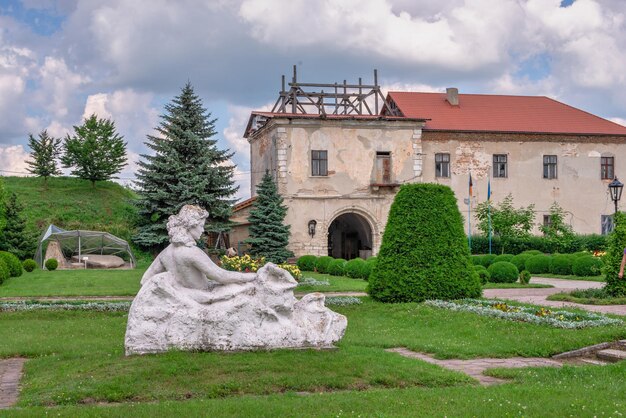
[0,358,26,409]
[484,278,626,315]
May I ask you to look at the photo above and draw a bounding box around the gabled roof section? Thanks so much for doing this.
[387,91,626,136]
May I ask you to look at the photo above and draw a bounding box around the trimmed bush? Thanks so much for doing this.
[327,258,347,276]
[470,234,607,255]
[470,255,483,265]
[297,255,318,272]
[525,254,552,274]
[315,256,334,274]
[494,254,514,263]
[0,259,9,284]
[363,257,377,280]
[45,258,59,271]
[473,265,490,285]
[479,254,498,268]
[345,258,367,279]
[368,183,481,302]
[22,259,37,272]
[572,251,591,258]
[550,254,574,275]
[487,261,519,283]
[519,270,531,285]
[510,253,532,272]
[0,251,22,277]
[522,250,543,256]
[572,256,604,277]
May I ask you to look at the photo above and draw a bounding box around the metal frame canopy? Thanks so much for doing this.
[35,225,136,268]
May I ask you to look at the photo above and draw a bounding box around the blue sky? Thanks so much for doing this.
[1,0,625,199]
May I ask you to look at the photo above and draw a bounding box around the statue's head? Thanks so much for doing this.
[167,205,209,246]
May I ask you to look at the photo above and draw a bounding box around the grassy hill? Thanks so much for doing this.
[1,176,138,244]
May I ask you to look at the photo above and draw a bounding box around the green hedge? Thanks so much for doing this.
[345,258,367,279]
[550,254,574,275]
[297,255,317,272]
[525,254,552,274]
[368,183,481,302]
[494,254,514,263]
[315,256,334,274]
[327,259,347,276]
[487,261,519,283]
[572,256,603,277]
[0,251,22,277]
[469,234,607,255]
[510,253,532,271]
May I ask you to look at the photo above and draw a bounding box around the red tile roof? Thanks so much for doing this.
[388,92,626,135]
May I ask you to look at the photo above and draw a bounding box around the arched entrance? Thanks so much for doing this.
[327,213,373,259]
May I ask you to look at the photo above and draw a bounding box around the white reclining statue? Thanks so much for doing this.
[125,205,347,355]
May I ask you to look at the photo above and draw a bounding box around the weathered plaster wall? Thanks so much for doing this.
[422,131,625,235]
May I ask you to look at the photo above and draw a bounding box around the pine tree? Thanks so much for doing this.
[25,130,62,186]
[61,114,127,187]
[245,170,294,263]
[0,192,32,259]
[134,83,238,251]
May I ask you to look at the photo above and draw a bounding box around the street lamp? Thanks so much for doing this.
[608,177,624,214]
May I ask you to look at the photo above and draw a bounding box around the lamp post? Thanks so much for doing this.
[608,177,624,214]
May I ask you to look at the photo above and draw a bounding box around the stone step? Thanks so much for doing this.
[596,349,626,363]
[579,358,610,366]
[616,340,626,349]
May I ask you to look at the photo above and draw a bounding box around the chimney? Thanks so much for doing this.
[446,87,459,106]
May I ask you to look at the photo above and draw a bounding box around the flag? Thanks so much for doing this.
[487,178,491,201]
[469,173,473,197]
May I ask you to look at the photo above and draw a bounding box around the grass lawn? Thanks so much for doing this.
[548,288,626,305]
[1,299,626,416]
[296,272,368,293]
[532,273,605,282]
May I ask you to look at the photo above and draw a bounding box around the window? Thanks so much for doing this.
[543,215,552,232]
[435,153,450,178]
[601,215,614,235]
[311,150,327,176]
[543,155,557,179]
[493,154,507,178]
[375,151,392,183]
[601,156,614,180]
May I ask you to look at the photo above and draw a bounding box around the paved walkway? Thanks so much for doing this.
[484,278,626,315]
[387,347,562,385]
[0,358,26,409]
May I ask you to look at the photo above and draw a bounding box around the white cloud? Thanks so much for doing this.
[609,117,626,127]
[0,145,30,175]
[38,56,89,118]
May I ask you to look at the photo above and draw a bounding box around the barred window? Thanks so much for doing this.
[543,155,557,179]
[311,150,328,176]
[375,151,392,183]
[601,215,614,235]
[601,156,614,180]
[493,154,507,178]
[435,153,450,178]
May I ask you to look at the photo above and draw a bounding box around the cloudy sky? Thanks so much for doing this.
[1,0,625,200]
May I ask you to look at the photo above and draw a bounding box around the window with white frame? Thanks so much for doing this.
[435,153,450,178]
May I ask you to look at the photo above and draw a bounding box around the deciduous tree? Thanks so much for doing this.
[25,130,62,186]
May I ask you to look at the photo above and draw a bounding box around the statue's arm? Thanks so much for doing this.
[192,250,255,284]
[140,254,165,285]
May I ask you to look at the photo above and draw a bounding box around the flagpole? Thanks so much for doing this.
[488,175,492,255]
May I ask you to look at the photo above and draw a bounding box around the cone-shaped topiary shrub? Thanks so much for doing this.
[572,256,603,277]
[0,251,22,277]
[525,254,552,274]
[328,258,347,276]
[550,254,574,275]
[368,183,481,302]
[315,256,334,274]
[297,255,318,272]
[604,212,626,296]
[487,261,519,283]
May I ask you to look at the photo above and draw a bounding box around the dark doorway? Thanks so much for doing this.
[328,213,372,259]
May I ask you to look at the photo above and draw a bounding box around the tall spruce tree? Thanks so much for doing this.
[245,170,293,263]
[134,83,238,251]
[61,114,127,187]
[25,130,62,186]
[0,192,31,259]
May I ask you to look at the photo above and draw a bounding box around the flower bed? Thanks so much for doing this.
[424,299,623,329]
[298,277,330,287]
[325,296,362,306]
[0,301,131,312]
[220,255,302,280]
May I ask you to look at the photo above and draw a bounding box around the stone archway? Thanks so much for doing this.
[327,212,373,260]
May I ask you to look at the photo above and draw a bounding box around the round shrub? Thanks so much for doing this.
[0,259,9,285]
[363,257,377,280]
[487,261,519,283]
[368,183,481,302]
[510,253,532,272]
[327,258,347,276]
[473,265,490,285]
[0,251,22,277]
[519,270,531,285]
[522,250,543,256]
[315,256,334,274]
[22,259,37,272]
[550,254,574,275]
[572,251,591,258]
[297,255,318,272]
[45,258,59,271]
[345,258,367,279]
[572,256,604,277]
[470,255,483,265]
[494,254,514,263]
[525,254,552,274]
[480,254,497,268]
